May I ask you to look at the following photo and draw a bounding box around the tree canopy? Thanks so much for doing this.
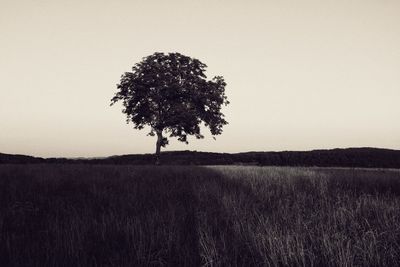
[111,52,229,163]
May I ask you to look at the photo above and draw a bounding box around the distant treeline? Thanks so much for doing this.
[1,148,400,168]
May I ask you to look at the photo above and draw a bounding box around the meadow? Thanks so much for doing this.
[0,165,399,266]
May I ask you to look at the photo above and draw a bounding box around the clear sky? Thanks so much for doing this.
[1,0,399,157]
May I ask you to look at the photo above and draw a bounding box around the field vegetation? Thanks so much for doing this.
[0,165,399,266]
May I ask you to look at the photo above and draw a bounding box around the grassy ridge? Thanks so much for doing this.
[0,165,399,266]
[2,148,400,168]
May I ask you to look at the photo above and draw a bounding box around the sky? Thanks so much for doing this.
[1,0,399,157]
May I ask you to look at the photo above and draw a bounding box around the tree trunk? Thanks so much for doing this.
[155,131,162,165]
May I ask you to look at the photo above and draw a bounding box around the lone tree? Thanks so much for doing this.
[111,52,229,164]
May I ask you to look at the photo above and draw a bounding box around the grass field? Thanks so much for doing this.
[0,165,400,266]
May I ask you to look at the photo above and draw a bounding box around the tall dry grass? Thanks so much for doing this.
[200,166,400,266]
[0,164,399,266]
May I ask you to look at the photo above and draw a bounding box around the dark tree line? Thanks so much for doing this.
[2,148,400,168]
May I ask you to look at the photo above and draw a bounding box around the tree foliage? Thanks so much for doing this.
[111,52,229,161]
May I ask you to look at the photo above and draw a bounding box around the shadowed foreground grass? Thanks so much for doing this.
[0,165,399,266]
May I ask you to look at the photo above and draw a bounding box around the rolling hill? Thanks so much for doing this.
[1,147,400,168]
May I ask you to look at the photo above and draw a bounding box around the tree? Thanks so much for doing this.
[111,52,229,164]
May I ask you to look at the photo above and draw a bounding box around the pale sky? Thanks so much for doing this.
[1,0,399,157]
